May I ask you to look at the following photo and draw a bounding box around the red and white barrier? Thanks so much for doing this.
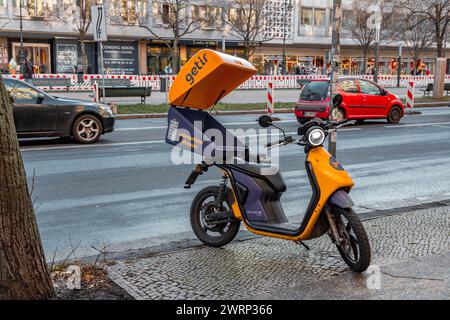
[406,81,415,111]
[3,73,450,91]
[267,82,274,116]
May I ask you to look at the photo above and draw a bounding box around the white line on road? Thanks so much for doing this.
[20,127,362,152]
[115,120,299,131]
[385,121,450,128]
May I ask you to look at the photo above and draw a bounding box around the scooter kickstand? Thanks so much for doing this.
[295,241,310,251]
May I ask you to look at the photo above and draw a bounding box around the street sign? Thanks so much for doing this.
[91,5,107,42]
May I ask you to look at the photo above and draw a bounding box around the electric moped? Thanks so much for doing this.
[165,49,371,272]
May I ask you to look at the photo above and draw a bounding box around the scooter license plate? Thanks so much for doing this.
[304,112,317,117]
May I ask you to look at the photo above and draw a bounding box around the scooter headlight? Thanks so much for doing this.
[306,127,326,147]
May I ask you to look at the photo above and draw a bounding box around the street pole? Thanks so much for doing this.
[281,0,287,75]
[328,0,341,158]
[397,43,402,88]
[19,0,24,62]
[99,42,106,103]
[374,25,380,83]
[222,34,226,52]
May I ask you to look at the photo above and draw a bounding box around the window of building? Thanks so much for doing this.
[0,0,7,15]
[301,7,313,26]
[314,8,326,27]
[12,0,58,17]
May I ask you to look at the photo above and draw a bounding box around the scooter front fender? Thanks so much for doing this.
[329,189,354,208]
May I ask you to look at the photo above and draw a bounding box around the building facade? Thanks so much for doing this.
[0,0,448,75]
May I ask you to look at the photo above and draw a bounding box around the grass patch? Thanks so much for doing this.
[117,102,296,114]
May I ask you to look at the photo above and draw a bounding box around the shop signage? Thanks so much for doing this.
[102,41,139,75]
[56,44,78,74]
[265,55,283,62]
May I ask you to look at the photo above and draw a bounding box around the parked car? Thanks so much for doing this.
[3,78,115,143]
[295,78,404,124]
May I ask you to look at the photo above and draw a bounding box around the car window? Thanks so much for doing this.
[7,80,39,101]
[339,80,359,93]
[358,80,381,95]
[300,81,329,101]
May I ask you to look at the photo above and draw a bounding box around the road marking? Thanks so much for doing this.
[20,127,362,152]
[385,121,450,128]
[115,120,299,131]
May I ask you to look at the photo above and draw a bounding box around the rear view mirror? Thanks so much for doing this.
[36,93,45,104]
[258,115,273,128]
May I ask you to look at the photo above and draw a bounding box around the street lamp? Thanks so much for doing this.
[19,0,25,62]
[281,0,292,75]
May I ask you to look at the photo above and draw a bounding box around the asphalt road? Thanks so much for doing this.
[20,107,450,260]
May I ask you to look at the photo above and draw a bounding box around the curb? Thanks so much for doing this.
[115,108,294,119]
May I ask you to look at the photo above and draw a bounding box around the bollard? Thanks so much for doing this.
[267,82,274,116]
[405,81,415,114]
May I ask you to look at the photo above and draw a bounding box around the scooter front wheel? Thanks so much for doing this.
[331,206,371,272]
[190,186,241,247]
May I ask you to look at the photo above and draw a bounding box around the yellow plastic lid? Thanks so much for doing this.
[169,49,256,110]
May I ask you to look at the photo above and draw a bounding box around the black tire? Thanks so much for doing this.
[190,186,241,247]
[331,206,371,272]
[72,114,103,143]
[387,106,402,124]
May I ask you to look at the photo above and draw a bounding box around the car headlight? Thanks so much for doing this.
[99,105,113,116]
[306,127,326,147]
[393,94,399,99]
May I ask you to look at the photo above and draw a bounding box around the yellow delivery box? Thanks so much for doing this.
[169,49,256,110]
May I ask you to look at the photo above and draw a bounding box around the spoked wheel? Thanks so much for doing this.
[190,186,241,247]
[72,115,102,143]
[331,206,371,272]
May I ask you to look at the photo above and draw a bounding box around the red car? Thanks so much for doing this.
[295,78,404,124]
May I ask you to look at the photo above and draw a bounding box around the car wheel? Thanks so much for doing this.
[329,108,346,122]
[72,115,103,143]
[387,106,402,124]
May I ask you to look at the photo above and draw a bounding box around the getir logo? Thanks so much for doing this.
[185,53,208,85]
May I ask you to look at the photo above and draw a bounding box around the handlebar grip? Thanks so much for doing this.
[265,139,284,148]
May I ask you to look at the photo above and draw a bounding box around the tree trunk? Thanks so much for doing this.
[171,38,180,74]
[362,50,368,75]
[0,76,54,300]
[80,35,88,74]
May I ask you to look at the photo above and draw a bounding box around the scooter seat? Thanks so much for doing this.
[229,164,287,192]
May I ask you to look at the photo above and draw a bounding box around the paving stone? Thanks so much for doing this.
[108,206,450,300]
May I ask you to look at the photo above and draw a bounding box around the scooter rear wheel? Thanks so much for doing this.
[190,186,241,247]
[331,206,371,272]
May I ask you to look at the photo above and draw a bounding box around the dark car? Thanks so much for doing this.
[3,78,114,143]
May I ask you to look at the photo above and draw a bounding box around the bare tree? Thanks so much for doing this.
[0,76,54,299]
[397,12,435,75]
[408,0,450,58]
[225,0,270,61]
[140,0,205,73]
[342,0,398,74]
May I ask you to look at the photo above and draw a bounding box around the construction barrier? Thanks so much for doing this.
[4,73,450,91]
[406,81,415,111]
[267,82,274,116]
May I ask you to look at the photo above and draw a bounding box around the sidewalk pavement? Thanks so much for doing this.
[108,205,450,300]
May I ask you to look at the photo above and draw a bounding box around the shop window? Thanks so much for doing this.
[12,42,51,73]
